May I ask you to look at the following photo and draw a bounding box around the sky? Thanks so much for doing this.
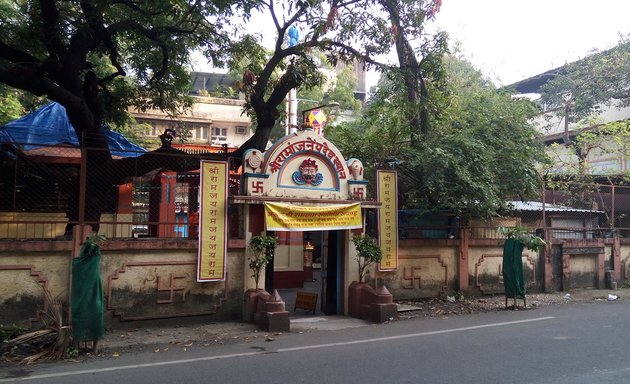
[432,0,630,86]
[192,0,630,88]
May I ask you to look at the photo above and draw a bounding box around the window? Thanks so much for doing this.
[175,182,189,213]
[132,180,150,237]
[236,126,248,135]
[212,127,228,142]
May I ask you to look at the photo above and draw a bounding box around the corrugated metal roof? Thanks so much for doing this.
[508,201,603,213]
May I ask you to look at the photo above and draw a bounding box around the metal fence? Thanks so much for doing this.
[2,141,630,242]
[397,182,628,241]
[0,141,240,240]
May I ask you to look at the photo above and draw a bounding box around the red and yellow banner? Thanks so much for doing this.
[377,170,398,271]
[265,202,362,231]
[197,161,228,282]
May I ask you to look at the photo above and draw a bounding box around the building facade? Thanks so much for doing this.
[130,96,252,151]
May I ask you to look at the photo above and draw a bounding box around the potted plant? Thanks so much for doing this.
[498,226,546,252]
[248,235,278,290]
[243,235,278,322]
[348,234,383,319]
[352,234,382,283]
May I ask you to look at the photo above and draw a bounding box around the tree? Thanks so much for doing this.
[538,35,630,144]
[0,85,23,125]
[0,0,256,230]
[544,119,630,210]
[259,54,363,142]
[352,234,382,283]
[0,0,445,231]
[536,36,630,209]
[378,0,448,138]
[231,0,446,151]
[248,235,278,290]
[329,53,547,219]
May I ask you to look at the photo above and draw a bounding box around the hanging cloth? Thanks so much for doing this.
[502,238,526,299]
[71,241,105,342]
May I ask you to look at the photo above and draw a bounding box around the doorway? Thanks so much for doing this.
[275,230,344,316]
[322,230,342,315]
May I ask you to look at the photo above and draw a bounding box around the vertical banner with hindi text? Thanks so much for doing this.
[197,160,228,282]
[377,170,398,271]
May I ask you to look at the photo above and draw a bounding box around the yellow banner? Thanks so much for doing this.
[197,161,228,282]
[377,170,398,270]
[265,202,362,231]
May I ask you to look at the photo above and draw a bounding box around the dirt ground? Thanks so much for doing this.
[396,288,627,320]
[2,288,626,365]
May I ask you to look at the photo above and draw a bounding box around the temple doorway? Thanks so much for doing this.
[274,230,344,316]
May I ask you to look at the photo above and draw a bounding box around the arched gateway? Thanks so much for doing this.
[233,128,378,315]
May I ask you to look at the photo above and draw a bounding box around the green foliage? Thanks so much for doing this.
[0,86,24,125]
[543,120,630,210]
[539,35,630,129]
[320,66,362,113]
[0,0,261,231]
[330,53,547,218]
[248,235,278,289]
[0,0,248,135]
[66,346,79,359]
[86,233,107,246]
[352,234,382,283]
[0,323,28,342]
[498,226,546,252]
[535,37,630,210]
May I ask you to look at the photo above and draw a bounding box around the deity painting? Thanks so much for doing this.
[292,158,323,186]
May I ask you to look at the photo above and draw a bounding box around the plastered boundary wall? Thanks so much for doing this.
[0,239,246,327]
[2,238,630,328]
[379,238,630,299]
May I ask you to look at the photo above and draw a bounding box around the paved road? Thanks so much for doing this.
[2,302,629,384]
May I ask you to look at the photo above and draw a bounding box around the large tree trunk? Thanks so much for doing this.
[382,0,429,139]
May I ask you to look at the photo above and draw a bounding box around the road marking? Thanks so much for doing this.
[0,316,554,382]
[277,316,555,352]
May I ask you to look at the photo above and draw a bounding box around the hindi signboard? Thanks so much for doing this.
[377,170,398,271]
[265,202,362,231]
[197,160,228,282]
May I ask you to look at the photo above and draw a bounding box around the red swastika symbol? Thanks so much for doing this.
[252,181,264,193]
[352,188,363,199]
[352,188,364,198]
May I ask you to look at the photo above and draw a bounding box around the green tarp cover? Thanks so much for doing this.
[71,241,104,342]
[502,238,526,298]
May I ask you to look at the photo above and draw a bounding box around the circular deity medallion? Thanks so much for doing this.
[247,153,262,170]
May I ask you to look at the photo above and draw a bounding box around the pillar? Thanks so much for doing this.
[458,227,469,291]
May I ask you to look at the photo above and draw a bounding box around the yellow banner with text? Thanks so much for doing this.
[377,170,398,271]
[265,202,362,231]
[197,161,228,282]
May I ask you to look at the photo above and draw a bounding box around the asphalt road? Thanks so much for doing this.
[2,302,629,384]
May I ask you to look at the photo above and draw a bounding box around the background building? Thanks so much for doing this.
[131,72,252,152]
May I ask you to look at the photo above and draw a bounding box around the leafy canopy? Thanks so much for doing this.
[0,0,258,135]
[329,53,548,219]
[538,35,630,136]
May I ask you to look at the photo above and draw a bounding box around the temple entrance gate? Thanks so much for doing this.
[233,128,378,316]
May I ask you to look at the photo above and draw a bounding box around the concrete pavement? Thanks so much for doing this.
[97,287,625,355]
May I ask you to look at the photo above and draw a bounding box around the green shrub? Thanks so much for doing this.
[0,323,28,342]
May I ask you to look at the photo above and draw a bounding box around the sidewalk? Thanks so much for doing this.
[96,288,625,356]
[98,315,370,356]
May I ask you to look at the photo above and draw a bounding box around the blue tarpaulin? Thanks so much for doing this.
[0,103,146,158]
